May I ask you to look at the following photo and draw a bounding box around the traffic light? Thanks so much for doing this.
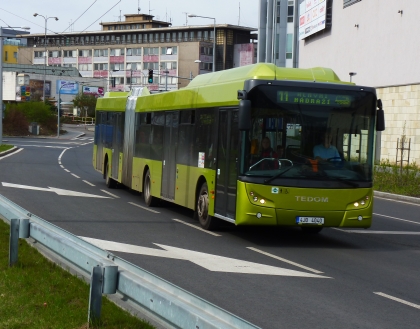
[148,69,154,83]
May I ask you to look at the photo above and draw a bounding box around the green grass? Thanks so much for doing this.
[0,220,155,329]
[0,144,13,152]
[374,159,420,197]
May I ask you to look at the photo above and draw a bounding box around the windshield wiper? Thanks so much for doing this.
[264,166,294,184]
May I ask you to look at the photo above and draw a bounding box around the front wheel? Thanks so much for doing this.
[196,182,219,230]
[105,161,117,188]
[143,169,159,206]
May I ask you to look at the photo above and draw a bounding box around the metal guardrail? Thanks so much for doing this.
[0,194,261,329]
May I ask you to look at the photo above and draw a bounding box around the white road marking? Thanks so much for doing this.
[247,247,324,274]
[0,148,23,160]
[12,140,79,145]
[128,202,160,213]
[71,173,80,178]
[17,145,69,149]
[172,219,221,236]
[334,229,420,235]
[2,182,110,198]
[375,196,420,207]
[64,169,70,172]
[80,237,330,278]
[100,189,120,198]
[83,180,95,186]
[374,292,420,310]
[60,165,64,168]
[58,148,71,161]
[374,213,420,226]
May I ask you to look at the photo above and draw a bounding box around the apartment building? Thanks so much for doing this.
[18,14,257,91]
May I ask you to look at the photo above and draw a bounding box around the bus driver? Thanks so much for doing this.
[313,131,341,161]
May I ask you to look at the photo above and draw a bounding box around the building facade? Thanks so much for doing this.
[298,0,420,165]
[18,14,256,91]
[258,0,300,68]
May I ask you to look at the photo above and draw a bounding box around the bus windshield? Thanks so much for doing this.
[241,84,377,188]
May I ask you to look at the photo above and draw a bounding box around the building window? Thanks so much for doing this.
[64,50,76,57]
[94,63,108,70]
[127,48,142,56]
[344,0,362,8]
[5,51,8,61]
[127,62,141,70]
[78,64,92,71]
[110,48,124,56]
[287,5,294,22]
[144,47,159,55]
[49,50,61,58]
[78,50,92,57]
[94,49,108,57]
[161,46,177,55]
[143,62,159,70]
[13,52,18,60]
[161,61,177,70]
[110,63,124,70]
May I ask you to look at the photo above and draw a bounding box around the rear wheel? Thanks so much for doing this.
[144,169,159,206]
[105,161,116,188]
[196,182,219,230]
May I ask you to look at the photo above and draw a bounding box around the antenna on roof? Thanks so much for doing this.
[238,2,241,25]
[182,12,188,25]
[138,0,141,14]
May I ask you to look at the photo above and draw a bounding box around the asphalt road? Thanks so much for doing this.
[1,126,419,329]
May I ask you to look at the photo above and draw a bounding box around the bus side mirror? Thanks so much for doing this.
[239,100,251,131]
[376,99,385,131]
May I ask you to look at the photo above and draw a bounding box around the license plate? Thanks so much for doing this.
[296,217,324,225]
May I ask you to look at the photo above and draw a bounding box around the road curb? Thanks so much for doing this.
[374,190,420,204]
[0,146,20,157]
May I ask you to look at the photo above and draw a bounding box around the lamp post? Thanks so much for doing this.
[349,72,357,82]
[0,26,30,146]
[33,13,59,102]
[188,14,216,72]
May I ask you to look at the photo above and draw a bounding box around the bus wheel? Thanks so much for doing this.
[105,161,116,188]
[144,169,159,206]
[196,182,219,230]
[301,226,323,234]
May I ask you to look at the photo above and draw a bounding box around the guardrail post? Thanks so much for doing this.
[9,218,30,267]
[88,265,103,324]
[9,218,19,267]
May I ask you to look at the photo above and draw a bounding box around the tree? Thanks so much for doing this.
[72,92,98,117]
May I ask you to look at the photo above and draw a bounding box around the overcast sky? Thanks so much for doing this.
[0,0,259,35]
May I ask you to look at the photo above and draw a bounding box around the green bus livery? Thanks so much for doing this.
[93,63,385,232]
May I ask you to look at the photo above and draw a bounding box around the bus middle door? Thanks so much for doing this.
[215,109,239,220]
[161,112,179,200]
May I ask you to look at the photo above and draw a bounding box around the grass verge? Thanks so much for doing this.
[0,144,14,153]
[0,219,155,329]
[374,160,420,197]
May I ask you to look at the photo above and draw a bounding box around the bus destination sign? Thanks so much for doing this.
[277,91,353,107]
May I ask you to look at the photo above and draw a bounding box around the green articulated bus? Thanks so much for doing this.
[93,63,385,232]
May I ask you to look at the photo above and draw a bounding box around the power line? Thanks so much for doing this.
[61,0,97,33]
[81,0,122,32]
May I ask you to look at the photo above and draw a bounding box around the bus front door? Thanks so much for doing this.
[215,110,239,220]
[161,112,179,200]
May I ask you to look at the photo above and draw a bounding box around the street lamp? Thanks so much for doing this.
[349,72,357,82]
[0,25,30,146]
[33,13,59,102]
[188,14,216,72]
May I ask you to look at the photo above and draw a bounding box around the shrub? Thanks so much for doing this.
[374,159,420,197]
[3,108,29,136]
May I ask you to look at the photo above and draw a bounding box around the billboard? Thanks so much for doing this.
[29,79,51,99]
[298,0,327,40]
[82,86,104,97]
[56,80,79,95]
